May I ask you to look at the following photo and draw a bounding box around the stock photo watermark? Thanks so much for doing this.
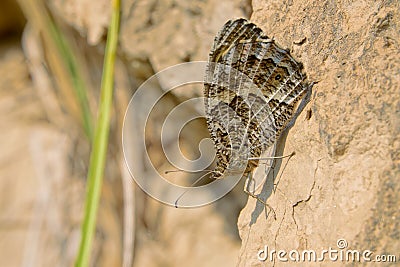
[122,61,268,207]
[257,239,397,263]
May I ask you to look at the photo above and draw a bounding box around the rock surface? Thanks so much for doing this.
[238,0,399,266]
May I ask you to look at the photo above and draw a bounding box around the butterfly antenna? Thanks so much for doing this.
[174,170,214,208]
[248,151,295,160]
[165,169,185,174]
[239,140,294,160]
[165,168,214,175]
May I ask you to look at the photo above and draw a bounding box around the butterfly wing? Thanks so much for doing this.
[204,18,311,180]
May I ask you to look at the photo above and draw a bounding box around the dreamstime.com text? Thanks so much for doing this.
[257,239,397,263]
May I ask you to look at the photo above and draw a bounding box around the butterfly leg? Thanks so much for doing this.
[243,174,276,219]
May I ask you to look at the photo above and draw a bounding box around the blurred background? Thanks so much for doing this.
[3,0,400,266]
[0,0,253,266]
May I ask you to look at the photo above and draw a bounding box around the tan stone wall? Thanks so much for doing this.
[238,1,400,266]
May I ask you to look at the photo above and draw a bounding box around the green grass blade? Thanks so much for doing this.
[47,20,94,139]
[75,0,121,265]
[17,0,93,139]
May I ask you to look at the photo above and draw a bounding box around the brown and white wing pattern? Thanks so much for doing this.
[204,18,311,180]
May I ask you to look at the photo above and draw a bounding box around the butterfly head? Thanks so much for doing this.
[210,159,248,180]
[210,164,225,180]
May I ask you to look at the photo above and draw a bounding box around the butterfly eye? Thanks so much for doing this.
[275,74,281,80]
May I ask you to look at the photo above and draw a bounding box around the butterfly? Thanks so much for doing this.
[203,18,312,206]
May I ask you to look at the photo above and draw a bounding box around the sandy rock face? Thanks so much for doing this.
[237,1,399,266]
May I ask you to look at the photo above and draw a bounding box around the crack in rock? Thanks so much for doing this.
[291,159,321,230]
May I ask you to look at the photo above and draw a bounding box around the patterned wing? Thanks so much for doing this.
[204,18,311,180]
